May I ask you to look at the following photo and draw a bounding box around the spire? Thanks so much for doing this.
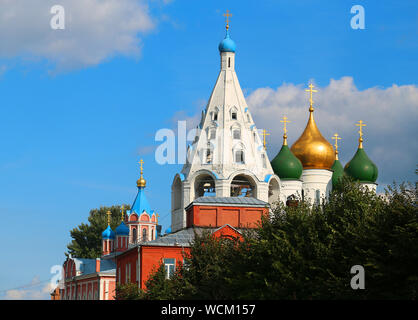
[137,159,146,188]
[280,115,290,146]
[332,133,342,160]
[356,120,366,149]
[121,205,124,221]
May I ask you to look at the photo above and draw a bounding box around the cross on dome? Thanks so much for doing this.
[305,83,318,112]
[332,133,342,160]
[223,10,232,30]
[356,120,366,148]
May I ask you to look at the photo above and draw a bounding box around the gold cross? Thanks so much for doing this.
[305,83,318,111]
[280,115,290,134]
[280,116,290,145]
[121,205,124,221]
[261,129,270,150]
[356,120,366,148]
[223,10,232,30]
[106,210,112,226]
[138,159,144,175]
[356,120,366,138]
[332,133,342,160]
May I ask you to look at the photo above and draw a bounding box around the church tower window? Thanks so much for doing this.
[233,128,241,140]
[142,228,147,242]
[231,112,237,120]
[132,228,137,243]
[235,150,245,164]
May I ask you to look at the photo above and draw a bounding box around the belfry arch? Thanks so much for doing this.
[194,173,216,199]
[230,174,257,197]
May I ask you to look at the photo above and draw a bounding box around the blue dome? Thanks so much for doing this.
[218,30,236,53]
[102,225,115,239]
[115,221,130,236]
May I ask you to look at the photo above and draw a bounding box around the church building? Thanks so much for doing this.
[56,14,378,300]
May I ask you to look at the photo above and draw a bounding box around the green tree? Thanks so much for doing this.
[138,177,417,300]
[66,204,130,258]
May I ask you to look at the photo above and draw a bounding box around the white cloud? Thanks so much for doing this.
[0,0,156,71]
[3,276,53,300]
[246,77,418,186]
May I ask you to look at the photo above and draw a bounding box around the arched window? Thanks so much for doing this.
[209,128,216,140]
[235,150,245,164]
[230,107,238,121]
[230,175,256,197]
[228,57,231,68]
[194,174,216,198]
[132,228,137,243]
[233,128,241,140]
[142,228,147,242]
[261,154,267,168]
[315,190,321,204]
[151,229,154,240]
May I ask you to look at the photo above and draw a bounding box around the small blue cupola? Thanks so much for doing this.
[218,29,236,53]
[115,221,130,236]
[102,225,115,240]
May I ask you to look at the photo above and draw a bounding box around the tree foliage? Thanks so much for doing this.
[139,177,418,300]
[66,204,130,258]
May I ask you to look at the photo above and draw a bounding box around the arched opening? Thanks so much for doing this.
[230,175,256,197]
[172,176,182,211]
[142,228,147,242]
[268,178,280,203]
[132,228,137,243]
[194,174,216,198]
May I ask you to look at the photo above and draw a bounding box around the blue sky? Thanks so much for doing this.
[0,0,417,299]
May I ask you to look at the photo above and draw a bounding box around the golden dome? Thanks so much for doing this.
[290,85,335,170]
[137,176,146,188]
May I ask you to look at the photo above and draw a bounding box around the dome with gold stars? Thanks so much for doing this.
[290,84,335,170]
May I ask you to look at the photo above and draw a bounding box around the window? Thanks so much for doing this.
[261,154,267,168]
[132,228,137,243]
[209,129,216,140]
[231,112,237,120]
[151,229,154,240]
[233,129,241,140]
[164,258,176,279]
[228,57,231,68]
[235,150,245,164]
[142,228,147,242]
[315,190,321,204]
[213,112,218,121]
[118,267,121,284]
[206,149,213,164]
[247,114,250,122]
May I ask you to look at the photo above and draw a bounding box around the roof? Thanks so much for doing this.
[130,186,152,215]
[186,196,269,210]
[137,225,243,248]
[72,257,116,276]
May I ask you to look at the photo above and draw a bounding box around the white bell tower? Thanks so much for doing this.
[171,21,280,232]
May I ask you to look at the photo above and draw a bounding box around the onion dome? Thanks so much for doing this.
[331,133,344,186]
[291,84,335,170]
[102,225,115,240]
[344,121,378,183]
[271,116,303,180]
[218,20,236,54]
[115,221,129,236]
[331,159,344,186]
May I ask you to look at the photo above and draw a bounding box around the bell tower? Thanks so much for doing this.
[171,13,280,232]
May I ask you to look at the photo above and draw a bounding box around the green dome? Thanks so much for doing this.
[331,159,344,186]
[271,144,303,180]
[344,148,378,183]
